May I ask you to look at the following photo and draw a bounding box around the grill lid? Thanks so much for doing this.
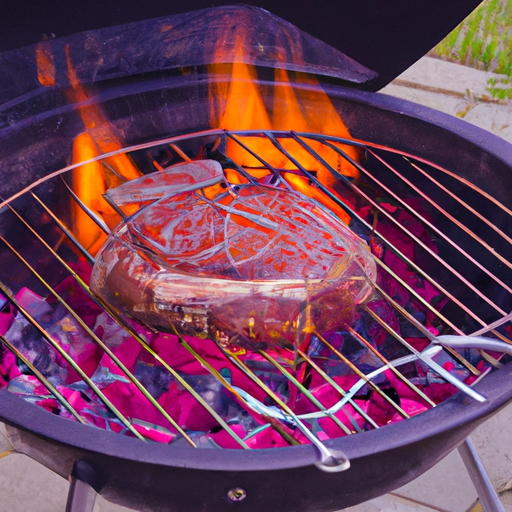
[1,0,482,90]
[0,4,377,106]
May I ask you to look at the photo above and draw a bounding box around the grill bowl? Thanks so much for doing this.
[1,43,512,512]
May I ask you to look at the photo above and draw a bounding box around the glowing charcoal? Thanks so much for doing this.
[91,160,376,348]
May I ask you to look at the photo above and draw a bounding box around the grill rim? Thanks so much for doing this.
[3,74,512,209]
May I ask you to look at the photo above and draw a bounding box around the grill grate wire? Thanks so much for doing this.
[0,129,511,464]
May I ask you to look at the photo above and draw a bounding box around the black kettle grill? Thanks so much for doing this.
[1,2,512,511]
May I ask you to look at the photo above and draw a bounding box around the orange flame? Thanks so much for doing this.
[68,31,359,250]
[63,45,141,254]
[36,42,56,88]
[209,39,359,224]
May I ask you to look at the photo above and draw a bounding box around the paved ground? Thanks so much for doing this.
[0,56,511,512]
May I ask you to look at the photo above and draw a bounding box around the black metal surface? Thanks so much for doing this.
[2,361,512,512]
[0,0,482,90]
[2,65,512,207]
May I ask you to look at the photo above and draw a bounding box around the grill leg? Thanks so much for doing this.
[0,422,14,459]
[458,437,505,512]
[65,461,98,512]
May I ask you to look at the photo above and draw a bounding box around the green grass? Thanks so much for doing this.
[433,0,512,98]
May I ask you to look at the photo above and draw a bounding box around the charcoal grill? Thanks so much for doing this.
[1,2,512,512]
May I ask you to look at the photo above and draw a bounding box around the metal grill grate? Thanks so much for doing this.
[1,129,511,471]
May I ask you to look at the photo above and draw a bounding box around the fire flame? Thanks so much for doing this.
[209,39,359,224]
[63,45,141,254]
[60,34,360,250]
[36,42,56,88]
